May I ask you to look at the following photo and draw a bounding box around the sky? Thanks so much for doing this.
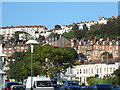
[1,2,119,30]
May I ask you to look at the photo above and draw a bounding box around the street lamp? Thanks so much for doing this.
[26,40,39,90]
[0,53,6,90]
[0,53,7,70]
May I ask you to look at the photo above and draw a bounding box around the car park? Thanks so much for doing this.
[60,82,80,90]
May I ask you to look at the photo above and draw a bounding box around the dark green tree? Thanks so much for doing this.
[55,25,61,30]
[62,30,83,40]
[101,52,113,59]
[72,24,79,30]
[7,45,77,81]
[48,32,60,38]
[7,52,27,81]
[112,66,120,85]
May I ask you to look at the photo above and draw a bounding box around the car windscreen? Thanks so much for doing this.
[36,81,52,87]
[68,83,79,86]
[7,83,20,88]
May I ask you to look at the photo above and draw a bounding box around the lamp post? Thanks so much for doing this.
[26,40,39,90]
[0,53,6,90]
[0,53,7,70]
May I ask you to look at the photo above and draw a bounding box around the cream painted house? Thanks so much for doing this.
[60,62,120,83]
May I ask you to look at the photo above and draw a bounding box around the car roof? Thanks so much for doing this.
[93,84,112,85]
[6,82,19,84]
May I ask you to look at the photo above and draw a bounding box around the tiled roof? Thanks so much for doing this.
[2,25,45,29]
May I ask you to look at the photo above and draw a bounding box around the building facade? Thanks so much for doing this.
[60,62,120,83]
[0,25,47,39]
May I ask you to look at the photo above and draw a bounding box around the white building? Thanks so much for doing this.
[0,25,47,39]
[98,17,107,24]
[60,62,120,83]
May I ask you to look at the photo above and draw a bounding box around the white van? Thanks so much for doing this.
[26,77,54,90]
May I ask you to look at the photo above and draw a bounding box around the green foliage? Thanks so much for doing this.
[7,45,77,81]
[112,66,120,85]
[63,16,120,40]
[48,32,60,37]
[15,31,29,42]
[72,24,79,30]
[36,35,45,42]
[87,66,120,85]
[62,30,84,40]
[9,37,16,42]
[103,75,117,85]
[101,52,113,59]
[85,16,120,39]
[87,76,104,85]
[55,25,61,30]
[7,52,27,81]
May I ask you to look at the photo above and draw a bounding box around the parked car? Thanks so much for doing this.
[112,88,120,90]
[53,84,61,90]
[10,85,25,90]
[60,82,80,90]
[26,77,54,90]
[79,84,88,89]
[88,83,114,90]
[5,82,20,90]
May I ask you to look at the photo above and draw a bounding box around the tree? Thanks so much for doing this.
[48,32,60,38]
[7,45,77,81]
[15,31,29,42]
[62,30,83,40]
[55,25,61,30]
[36,35,45,43]
[72,24,79,30]
[112,66,120,85]
[101,52,113,59]
[87,76,104,85]
[7,52,27,81]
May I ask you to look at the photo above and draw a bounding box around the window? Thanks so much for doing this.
[77,69,79,74]
[79,77,82,82]
[91,68,93,74]
[113,67,115,71]
[104,68,106,72]
[9,48,12,50]
[116,46,118,50]
[79,69,82,74]
[9,51,12,53]
[21,47,24,49]
[86,69,88,74]
[97,68,99,74]
[110,67,112,72]
[96,46,98,49]
[102,46,104,50]
[37,81,52,87]
[83,69,85,74]
[4,51,7,53]
[100,68,101,73]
